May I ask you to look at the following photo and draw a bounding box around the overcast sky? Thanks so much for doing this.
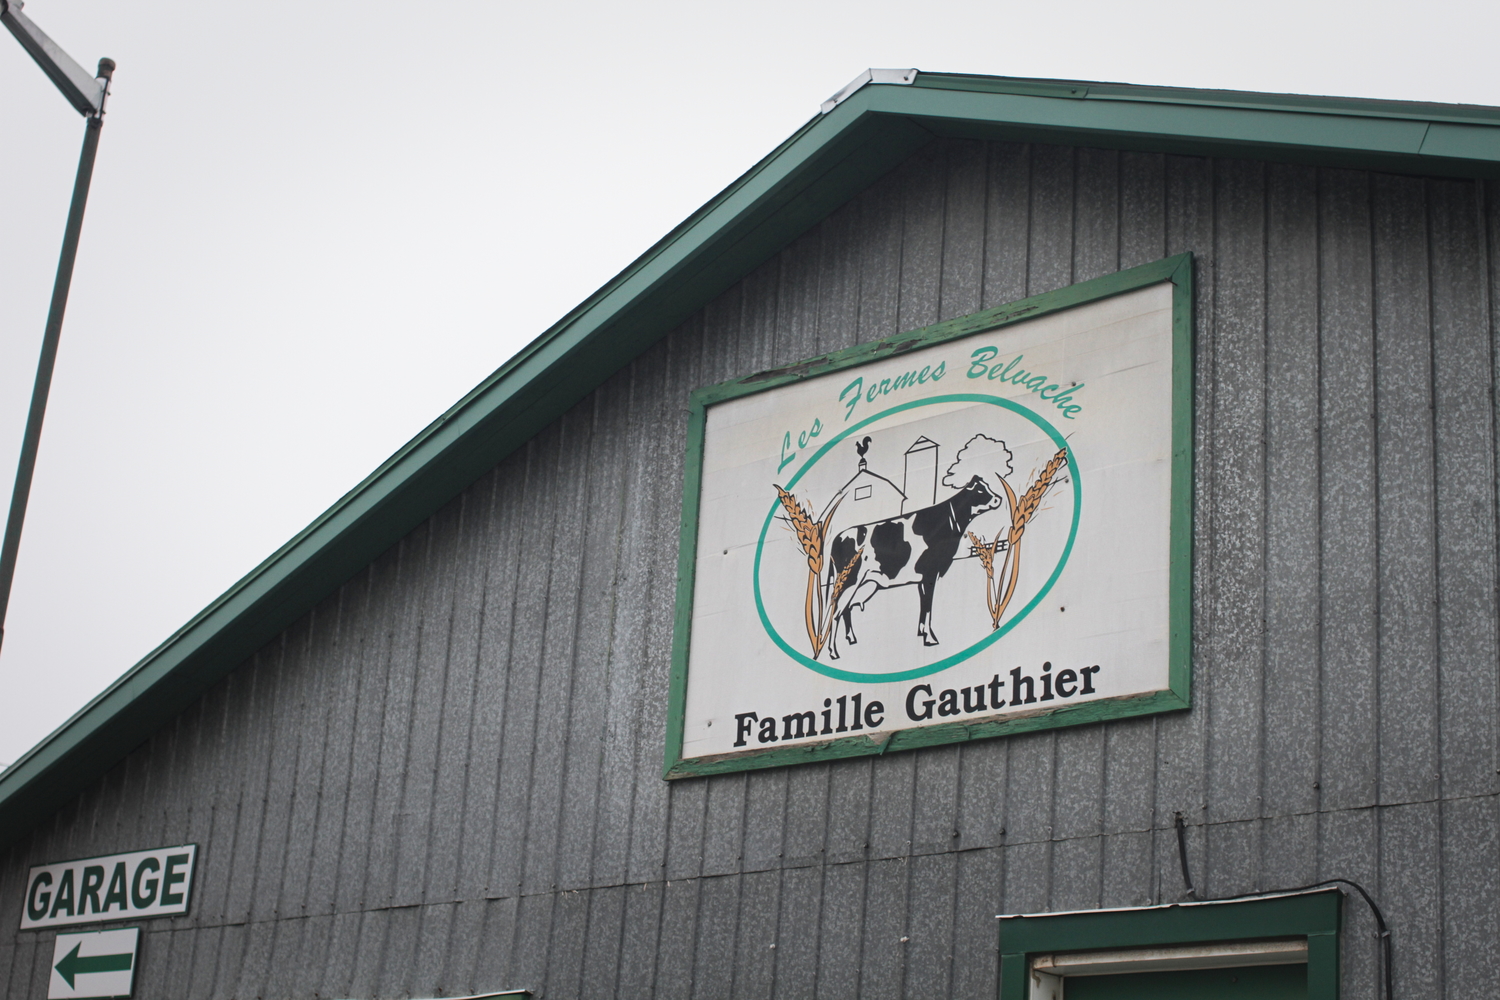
[2,0,1497,767]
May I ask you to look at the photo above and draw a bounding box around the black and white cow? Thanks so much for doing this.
[824,475,1003,658]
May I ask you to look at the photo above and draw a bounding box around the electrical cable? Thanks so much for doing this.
[1173,813,1196,899]
[1173,822,1393,1000]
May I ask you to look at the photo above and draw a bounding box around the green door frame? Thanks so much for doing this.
[998,889,1342,1000]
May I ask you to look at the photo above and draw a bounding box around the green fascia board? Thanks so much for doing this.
[4,70,1500,847]
[896,72,1500,177]
[916,71,1500,126]
[1420,122,1500,161]
[899,87,1431,154]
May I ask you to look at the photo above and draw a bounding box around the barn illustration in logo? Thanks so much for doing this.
[772,431,1069,663]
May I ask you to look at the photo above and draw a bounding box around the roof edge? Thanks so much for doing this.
[915,71,1500,126]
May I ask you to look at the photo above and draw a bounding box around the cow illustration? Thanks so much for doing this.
[824,475,1003,658]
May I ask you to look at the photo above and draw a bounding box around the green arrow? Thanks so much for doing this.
[54,942,134,988]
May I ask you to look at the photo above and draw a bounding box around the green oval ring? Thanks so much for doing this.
[752,393,1082,682]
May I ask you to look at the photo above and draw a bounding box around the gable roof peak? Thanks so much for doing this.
[820,68,918,114]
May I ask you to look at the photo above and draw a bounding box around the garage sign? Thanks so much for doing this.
[21,845,196,929]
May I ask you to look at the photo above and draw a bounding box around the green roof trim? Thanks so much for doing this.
[900,72,1500,177]
[4,71,1500,847]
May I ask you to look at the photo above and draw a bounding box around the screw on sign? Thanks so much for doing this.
[47,928,139,1000]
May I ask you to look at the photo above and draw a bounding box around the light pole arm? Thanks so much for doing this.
[0,7,113,652]
[0,0,104,116]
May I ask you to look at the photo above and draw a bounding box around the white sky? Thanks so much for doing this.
[2,0,1497,767]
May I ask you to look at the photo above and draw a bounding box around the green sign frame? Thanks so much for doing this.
[664,254,1195,779]
[998,889,1342,1000]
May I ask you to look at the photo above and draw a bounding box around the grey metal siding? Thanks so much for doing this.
[3,138,1498,999]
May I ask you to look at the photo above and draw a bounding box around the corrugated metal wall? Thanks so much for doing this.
[4,138,1499,999]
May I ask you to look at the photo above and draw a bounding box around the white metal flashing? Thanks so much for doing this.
[1032,937,1309,976]
[819,67,918,113]
[334,992,530,999]
[1027,939,1307,999]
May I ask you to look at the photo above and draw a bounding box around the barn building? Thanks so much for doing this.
[828,447,905,535]
[4,69,1500,999]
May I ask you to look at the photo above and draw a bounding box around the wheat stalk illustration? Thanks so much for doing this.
[774,487,846,658]
[967,529,1004,628]
[972,446,1069,630]
[817,546,864,651]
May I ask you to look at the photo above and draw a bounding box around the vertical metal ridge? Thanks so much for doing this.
[1053,145,1119,915]
[1371,172,1442,994]
[219,641,280,930]
[1313,163,1381,1000]
[464,458,524,899]
[275,611,326,921]
[490,436,549,899]
[1070,146,1121,284]
[306,582,359,917]
[520,412,587,903]
[385,516,441,908]
[812,195,862,355]
[551,382,626,893]
[250,632,302,926]
[428,484,492,903]
[626,328,690,886]
[193,670,237,928]
[939,138,989,322]
[404,494,467,907]
[1203,157,1269,902]
[367,530,424,910]
[522,407,597,901]
[328,562,381,915]
[1456,177,1500,1000]
[1153,154,1214,908]
[588,356,657,890]
[1262,162,1320,893]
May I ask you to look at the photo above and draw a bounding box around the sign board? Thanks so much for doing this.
[48,928,139,999]
[21,845,196,929]
[666,257,1193,777]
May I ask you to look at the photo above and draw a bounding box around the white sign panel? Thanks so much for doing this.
[20,845,196,929]
[668,264,1192,776]
[48,928,140,999]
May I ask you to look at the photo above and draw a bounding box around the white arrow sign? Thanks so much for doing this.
[48,928,139,999]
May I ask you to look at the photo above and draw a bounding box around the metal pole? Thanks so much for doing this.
[0,58,112,653]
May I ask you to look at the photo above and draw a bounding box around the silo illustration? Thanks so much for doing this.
[902,436,939,513]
